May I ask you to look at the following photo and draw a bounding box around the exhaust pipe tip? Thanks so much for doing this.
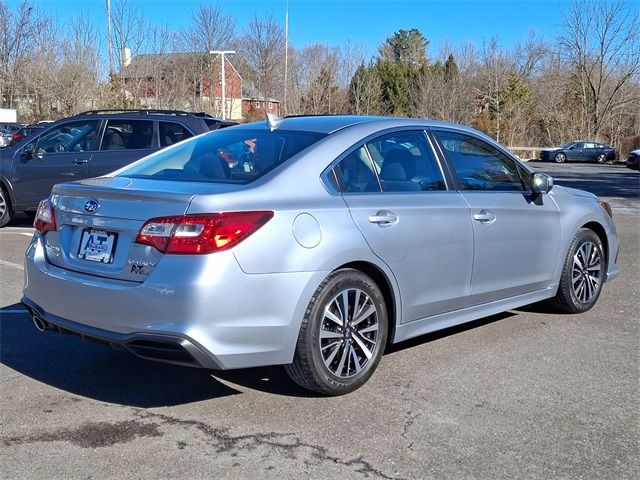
[32,315,48,332]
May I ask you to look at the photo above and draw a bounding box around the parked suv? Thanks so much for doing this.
[0,109,236,226]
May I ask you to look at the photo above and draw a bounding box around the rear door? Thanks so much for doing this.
[11,120,101,208]
[337,129,474,322]
[432,129,561,305]
[88,119,157,177]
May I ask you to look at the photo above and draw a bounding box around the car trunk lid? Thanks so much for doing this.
[44,177,241,282]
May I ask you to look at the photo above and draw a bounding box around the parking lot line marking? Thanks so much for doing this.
[20,233,33,237]
[0,258,24,270]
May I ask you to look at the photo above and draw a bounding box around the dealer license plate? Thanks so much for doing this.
[78,229,117,263]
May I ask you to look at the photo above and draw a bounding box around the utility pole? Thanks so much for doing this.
[209,50,236,120]
[106,0,113,76]
[284,0,289,115]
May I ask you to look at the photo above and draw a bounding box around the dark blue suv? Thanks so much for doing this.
[0,109,236,226]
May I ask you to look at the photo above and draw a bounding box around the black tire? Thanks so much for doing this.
[0,185,14,228]
[555,152,566,163]
[596,154,607,164]
[285,269,388,395]
[547,228,605,313]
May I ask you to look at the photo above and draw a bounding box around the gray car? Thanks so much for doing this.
[22,115,620,395]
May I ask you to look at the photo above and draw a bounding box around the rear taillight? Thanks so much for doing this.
[34,199,57,234]
[11,133,22,141]
[135,211,274,254]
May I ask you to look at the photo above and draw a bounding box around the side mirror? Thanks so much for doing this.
[532,173,553,194]
[24,147,34,159]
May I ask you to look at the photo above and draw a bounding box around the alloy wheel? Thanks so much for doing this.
[597,154,607,164]
[319,288,380,378]
[0,190,6,218]
[555,153,566,163]
[572,241,602,303]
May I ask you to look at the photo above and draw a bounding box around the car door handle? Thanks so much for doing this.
[473,210,496,223]
[368,210,398,226]
[73,159,89,164]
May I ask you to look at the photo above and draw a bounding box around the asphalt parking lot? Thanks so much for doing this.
[1,162,638,479]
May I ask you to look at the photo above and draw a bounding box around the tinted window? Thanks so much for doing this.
[160,122,193,147]
[365,131,445,192]
[100,120,154,151]
[34,121,100,153]
[119,129,325,184]
[435,131,524,191]
[336,146,379,192]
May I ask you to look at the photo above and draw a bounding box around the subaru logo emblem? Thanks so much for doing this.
[84,199,100,214]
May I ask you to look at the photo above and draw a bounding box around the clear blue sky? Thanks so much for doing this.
[15,0,573,58]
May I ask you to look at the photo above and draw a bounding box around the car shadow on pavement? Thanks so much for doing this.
[0,305,320,403]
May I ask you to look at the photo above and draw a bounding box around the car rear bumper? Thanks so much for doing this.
[21,297,221,368]
[22,233,328,370]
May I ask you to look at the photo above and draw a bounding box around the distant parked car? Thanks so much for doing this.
[0,109,236,226]
[9,124,47,146]
[539,141,616,164]
[627,149,640,171]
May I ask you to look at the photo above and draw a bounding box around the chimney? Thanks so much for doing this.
[122,47,132,68]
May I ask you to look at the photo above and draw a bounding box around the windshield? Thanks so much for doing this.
[118,129,326,184]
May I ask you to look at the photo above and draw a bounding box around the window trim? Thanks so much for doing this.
[430,127,530,194]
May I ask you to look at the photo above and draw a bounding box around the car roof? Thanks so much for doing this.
[232,115,480,135]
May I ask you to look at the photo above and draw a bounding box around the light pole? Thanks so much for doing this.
[209,50,236,120]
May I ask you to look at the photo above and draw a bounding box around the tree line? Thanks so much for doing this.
[0,0,638,153]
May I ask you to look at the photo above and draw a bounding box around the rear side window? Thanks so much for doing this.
[365,131,445,192]
[100,120,155,151]
[118,129,325,184]
[435,131,524,192]
[336,146,379,192]
[160,122,193,147]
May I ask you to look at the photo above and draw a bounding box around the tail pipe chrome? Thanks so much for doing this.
[32,314,50,332]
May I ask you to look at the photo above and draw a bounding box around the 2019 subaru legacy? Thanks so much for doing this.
[22,115,619,395]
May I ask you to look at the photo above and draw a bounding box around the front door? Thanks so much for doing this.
[12,120,100,209]
[432,129,561,305]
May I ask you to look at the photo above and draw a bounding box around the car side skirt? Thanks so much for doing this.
[393,287,556,344]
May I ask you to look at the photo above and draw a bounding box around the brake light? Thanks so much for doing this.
[135,211,274,254]
[34,199,57,234]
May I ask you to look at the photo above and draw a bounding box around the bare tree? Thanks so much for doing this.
[238,14,285,105]
[179,2,236,112]
[0,1,46,109]
[558,0,640,140]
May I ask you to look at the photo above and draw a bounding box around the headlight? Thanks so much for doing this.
[598,200,613,218]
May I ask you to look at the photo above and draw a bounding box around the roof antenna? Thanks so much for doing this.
[266,113,284,131]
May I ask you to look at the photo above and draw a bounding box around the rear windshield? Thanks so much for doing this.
[118,129,325,184]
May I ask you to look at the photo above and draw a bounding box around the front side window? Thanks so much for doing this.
[100,120,155,151]
[435,131,524,192]
[365,131,446,192]
[119,129,325,184]
[34,121,100,154]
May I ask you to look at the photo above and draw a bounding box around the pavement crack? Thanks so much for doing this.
[134,410,406,479]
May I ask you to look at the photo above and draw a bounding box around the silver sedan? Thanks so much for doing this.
[22,116,620,395]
